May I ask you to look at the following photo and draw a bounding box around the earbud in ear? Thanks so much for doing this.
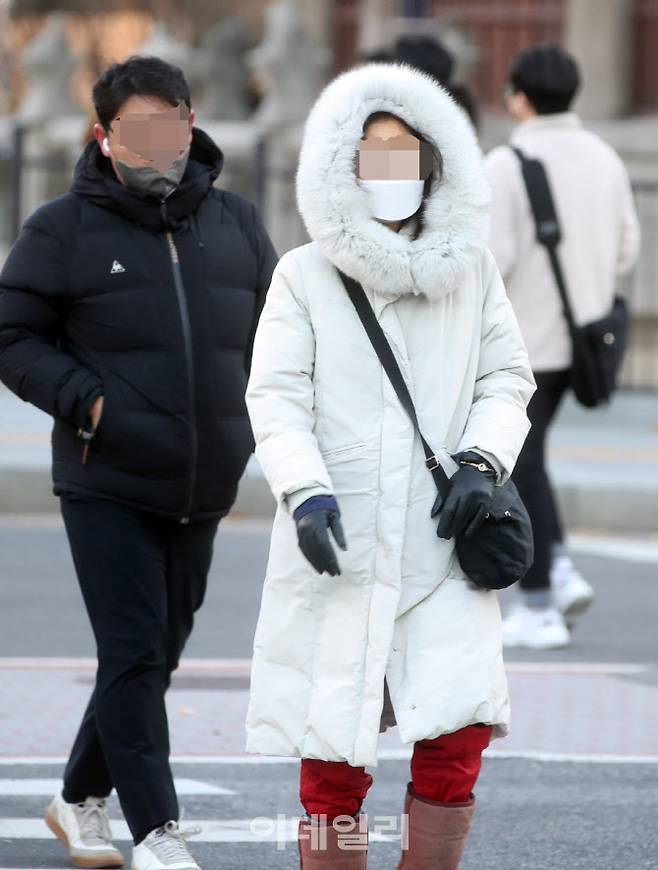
[102,137,111,156]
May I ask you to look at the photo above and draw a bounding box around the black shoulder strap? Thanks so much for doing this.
[511,146,578,335]
[338,269,451,498]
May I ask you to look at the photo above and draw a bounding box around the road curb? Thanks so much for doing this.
[0,467,276,517]
[1,465,657,532]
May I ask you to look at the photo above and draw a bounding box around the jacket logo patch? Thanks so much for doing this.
[110,260,126,274]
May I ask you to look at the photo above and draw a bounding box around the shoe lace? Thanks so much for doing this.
[151,821,201,861]
[75,799,112,844]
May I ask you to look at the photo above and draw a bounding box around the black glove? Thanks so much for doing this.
[294,496,347,576]
[431,452,496,540]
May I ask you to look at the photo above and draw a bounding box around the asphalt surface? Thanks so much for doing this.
[0,759,656,869]
[1,515,656,664]
[3,387,658,532]
[1,516,657,869]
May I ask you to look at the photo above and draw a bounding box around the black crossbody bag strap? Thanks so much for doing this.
[511,146,579,337]
[338,269,451,499]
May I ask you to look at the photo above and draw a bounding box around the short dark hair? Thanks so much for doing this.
[92,55,191,131]
[509,44,580,114]
[395,35,454,87]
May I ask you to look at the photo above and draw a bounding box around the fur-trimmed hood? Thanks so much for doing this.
[296,63,491,301]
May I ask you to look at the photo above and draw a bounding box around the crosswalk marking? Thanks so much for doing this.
[0,818,399,843]
[0,778,234,796]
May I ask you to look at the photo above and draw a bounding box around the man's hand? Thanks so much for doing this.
[90,395,104,430]
[293,496,347,576]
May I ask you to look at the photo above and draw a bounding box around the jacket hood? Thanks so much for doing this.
[70,127,223,232]
[296,63,491,301]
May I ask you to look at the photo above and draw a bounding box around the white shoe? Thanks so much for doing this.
[502,604,571,650]
[131,821,201,870]
[45,791,124,868]
[552,556,595,620]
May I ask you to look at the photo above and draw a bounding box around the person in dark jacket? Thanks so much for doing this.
[0,55,277,870]
[394,34,480,130]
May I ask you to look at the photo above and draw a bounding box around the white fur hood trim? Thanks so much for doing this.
[296,63,492,301]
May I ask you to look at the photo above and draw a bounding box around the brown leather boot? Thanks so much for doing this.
[397,783,475,869]
[298,813,368,868]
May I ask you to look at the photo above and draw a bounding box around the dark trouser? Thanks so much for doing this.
[59,496,219,844]
[512,370,571,594]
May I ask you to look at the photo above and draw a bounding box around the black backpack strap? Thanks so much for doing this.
[338,269,451,498]
[511,146,578,335]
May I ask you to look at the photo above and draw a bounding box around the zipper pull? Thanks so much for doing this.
[77,427,95,466]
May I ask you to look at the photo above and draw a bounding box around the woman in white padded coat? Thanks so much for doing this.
[244,63,535,869]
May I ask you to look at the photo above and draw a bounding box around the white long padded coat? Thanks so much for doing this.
[244,63,535,768]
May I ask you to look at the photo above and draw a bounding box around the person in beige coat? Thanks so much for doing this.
[244,63,535,868]
[485,45,641,651]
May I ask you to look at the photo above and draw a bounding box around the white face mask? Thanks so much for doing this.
[359,178,425,222]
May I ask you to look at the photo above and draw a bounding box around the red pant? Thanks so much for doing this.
[300,724,492,820]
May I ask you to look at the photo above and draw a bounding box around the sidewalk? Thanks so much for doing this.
[1,386,657,531]
[1,658,657,761]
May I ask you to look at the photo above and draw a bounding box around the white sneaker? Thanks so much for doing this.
[502,603,571,650]
[131,821,201,870]
[552,556,595,620]
[45,792,124,868]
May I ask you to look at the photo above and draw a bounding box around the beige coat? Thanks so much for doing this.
[485,113,641,372]
[244,64,535,768]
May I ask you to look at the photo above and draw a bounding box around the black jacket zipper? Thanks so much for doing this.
[164,226,197,525]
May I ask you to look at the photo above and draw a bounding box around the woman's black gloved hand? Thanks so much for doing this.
[293,495,347,576]
[431,451,497,540]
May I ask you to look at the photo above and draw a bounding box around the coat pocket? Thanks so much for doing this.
[320,442,373,498]
[320,442,368,462]
[92,375,185,477]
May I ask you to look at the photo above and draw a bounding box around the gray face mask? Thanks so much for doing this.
[115,148,190,199]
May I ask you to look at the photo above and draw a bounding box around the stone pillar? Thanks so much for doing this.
[359,0,396,55]
[300,0,331,49]
[17,12,82,224]
[565,0,633,119]
[248,0,330,253]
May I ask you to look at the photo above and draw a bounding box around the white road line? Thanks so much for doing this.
[502,662,650,675]
[0,755,298,766]
[0,778,234,796]
[486,749,658,765]
[568,533,658,564]
[0,657,252,673]
[0,818,398,843]
[379,748,658,764]
[0,658,649,675]
[1,750,657,766]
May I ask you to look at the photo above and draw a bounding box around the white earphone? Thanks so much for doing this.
[102,137,111,156]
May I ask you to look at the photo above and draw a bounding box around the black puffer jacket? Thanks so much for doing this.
[0,128,277,522]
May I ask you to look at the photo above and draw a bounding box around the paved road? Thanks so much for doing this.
[1,516,657,869]
[3,386,658,530]
[1,515,657,663]
[1,759,657,870]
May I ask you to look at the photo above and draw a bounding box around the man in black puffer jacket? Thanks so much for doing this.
[0,56,276,870]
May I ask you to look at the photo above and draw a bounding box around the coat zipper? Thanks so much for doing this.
[164,226,197,525]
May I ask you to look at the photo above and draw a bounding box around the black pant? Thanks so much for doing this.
[512,370,570,592]
[59,496,219,844]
